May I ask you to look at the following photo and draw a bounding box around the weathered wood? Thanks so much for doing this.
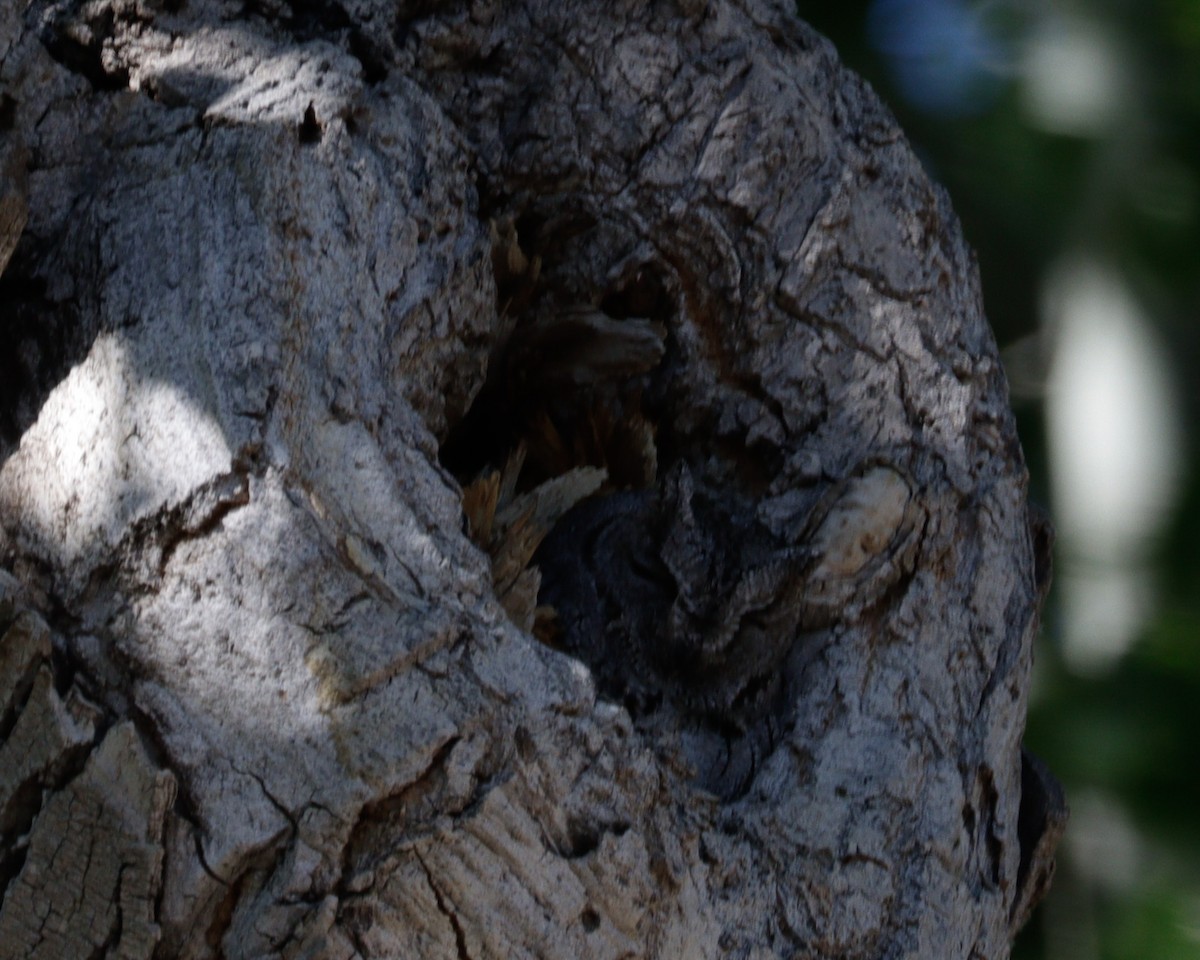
[0,0,1059,956]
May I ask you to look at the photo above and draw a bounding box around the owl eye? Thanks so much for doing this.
[627,547,668,584]
[739,610,771,633]
[723,561,791,619]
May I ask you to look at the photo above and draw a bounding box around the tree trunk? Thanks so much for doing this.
[0,0,1062,957]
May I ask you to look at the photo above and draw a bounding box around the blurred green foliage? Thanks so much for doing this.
[800,2,1200,957]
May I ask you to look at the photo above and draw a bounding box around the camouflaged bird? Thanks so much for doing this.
[537,459,925,797]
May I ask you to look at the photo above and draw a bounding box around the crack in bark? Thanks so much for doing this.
[154,470,252,577]
[338,733,463,892]
[230,760,301,837]
[415,848,474,960]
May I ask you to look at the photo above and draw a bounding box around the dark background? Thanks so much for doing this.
[800,1,1200,956]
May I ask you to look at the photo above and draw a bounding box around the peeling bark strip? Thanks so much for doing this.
[0,0,1060,958]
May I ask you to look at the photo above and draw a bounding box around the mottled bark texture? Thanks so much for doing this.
[0,0,1060,957]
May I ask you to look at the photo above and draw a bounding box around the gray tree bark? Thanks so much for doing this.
[0,0,1062,957]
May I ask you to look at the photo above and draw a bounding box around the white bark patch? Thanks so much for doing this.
[807,465,916,579]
